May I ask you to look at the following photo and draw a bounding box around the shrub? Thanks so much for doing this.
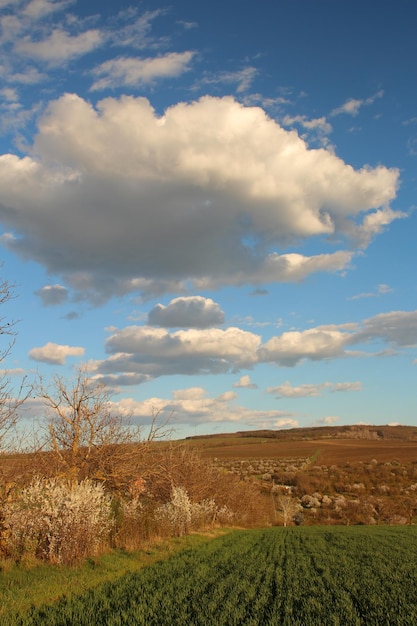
[155,486,234,536]
[5,477,113,564]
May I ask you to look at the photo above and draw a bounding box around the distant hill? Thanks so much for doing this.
[186,424,417,443]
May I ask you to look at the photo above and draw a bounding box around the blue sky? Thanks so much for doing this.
[0,0,416,438]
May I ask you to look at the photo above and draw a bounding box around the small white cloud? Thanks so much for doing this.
[0,367,26,376]
[110,9,166,49]
[407,136,417,156]
[233,375,257,389]
[35,284,68,306]
[332,98,363,117]
[148,296,224,328]
[377,284,393,294]
[355,207,406,249]
[9,67,46,84]
[249,288,268,296]
[313,416,340,426]
[29,341,84,365]
[274,418,298,429]
[330,382,361,392]
[267,381,322,398]
[177,20,198,30]
[0,87,18,101]
[62,310,80,320]
[22,0,73,20]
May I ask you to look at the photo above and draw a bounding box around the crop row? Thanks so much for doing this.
[4,525,417,625]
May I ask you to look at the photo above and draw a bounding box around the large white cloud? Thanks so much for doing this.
[94,325,261,381]
[90,309,417,384]
[0,94,401,301]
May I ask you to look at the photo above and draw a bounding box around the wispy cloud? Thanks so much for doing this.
[348,283,393,301]
[330,90,384,117]
[196,66,258,93]
[267,381,361,398]
[109,9,167,49]
[16,28,102,64]
[90,51,195,90]
[281,113,333,147]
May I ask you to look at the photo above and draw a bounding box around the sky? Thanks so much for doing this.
[0,0,416,439]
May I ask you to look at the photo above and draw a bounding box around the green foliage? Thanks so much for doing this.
[3,526,417,625]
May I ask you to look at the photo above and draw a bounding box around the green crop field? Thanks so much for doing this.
[3,526,417,625]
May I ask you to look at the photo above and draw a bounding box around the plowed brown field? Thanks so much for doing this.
[193,437,417,465]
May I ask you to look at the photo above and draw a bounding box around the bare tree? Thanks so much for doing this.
[273,494,301,527]
[0,274,29,453]
[35,365,169,489]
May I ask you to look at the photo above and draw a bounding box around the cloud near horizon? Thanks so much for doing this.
[109,386,297,428]
[0,94,402,302]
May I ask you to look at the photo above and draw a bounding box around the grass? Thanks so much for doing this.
[0,532,226,618]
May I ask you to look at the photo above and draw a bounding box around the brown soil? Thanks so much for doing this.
[193,437,417,466]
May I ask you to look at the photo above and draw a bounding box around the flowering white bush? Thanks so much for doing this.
[155,486,234,536]
[5,477,113,564]
[119,477,146,521]
[120,496,143,521]
[155,486,192,536]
